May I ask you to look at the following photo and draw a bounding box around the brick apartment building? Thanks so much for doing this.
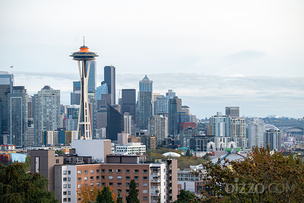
[30,143,177,203]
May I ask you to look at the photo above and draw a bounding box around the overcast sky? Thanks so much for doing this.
[0,0,303,118]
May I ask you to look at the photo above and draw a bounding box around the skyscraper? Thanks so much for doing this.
[0,71,14,140]
[149,115,168,146]
[209,112,230,149]
[33,86,60,145]
[8,86,28,147]
[168,96,182,136]
[121,89,136,120]
[138,75,153,130]
[264,129,282,151]
[70,81,81,105]
[229,116,247,148]
[106,105,123,141]
[104,66,116,105]
[70,43,98,139]
[225,107,239,118]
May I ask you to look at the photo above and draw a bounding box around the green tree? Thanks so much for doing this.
[200,146,304,202]
[96,186,115,203]
[55,150,65,155]
[174,190,196,203]
[0,162,57,203]
[116,191,123,203]
[186,149,192,157]
[126,179,139,203]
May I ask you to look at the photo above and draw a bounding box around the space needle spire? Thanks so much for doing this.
[70,40,98,139]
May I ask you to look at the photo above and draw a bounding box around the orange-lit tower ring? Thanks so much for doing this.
[70,43,98,139]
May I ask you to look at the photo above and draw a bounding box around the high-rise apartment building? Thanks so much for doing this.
[264,129,282,151]
[168,96,182,136]
[33,86,60,146]
[138,75,153,130]
[70,81,81,105]
[149,115,168,146]
[123,112,132,135]
[229,116,247,148]
[209,112,230,149]
[104,66,116,105]
[248,118,265,149]
[8,86,28,147]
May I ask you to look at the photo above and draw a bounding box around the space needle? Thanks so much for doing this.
[70,39,98,139]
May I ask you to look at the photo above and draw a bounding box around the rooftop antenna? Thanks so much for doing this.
[83,36,85,46]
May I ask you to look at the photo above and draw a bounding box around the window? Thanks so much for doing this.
[143,196,148,200]
[117,189,122,193]
[56,159,59,163]
[68,184,71,188]
[117,169,121,173]
[84,170,88,174]
[68,198,71,202]
[117,176,122,180]
[101,182,106,186]
[90,183,94,186]
[136,183,139,187]
[96,176,100,180]
[84,177,88,181]
[108,176,113,180]
[108,169,113,173]
[143,169,148,173]
[63,198,67,202]
[96,169,100,173]
[125,169,130,173]
[77,170,81,175]
[90,170,94,174]
[109,182,113,186]
[101,176,105,180]
[63,171,67,175]
[101,169,105,173]
[96,182,100,186]
[63,184,67,188]
[90,176,94,181]
[63,177,67,181]
[134,176,139,180]
[78,198,81,202]
[78,184,81,188]
[143,183,148,187]
[134,169,139,173]
[143,176,148,180]
[68,177,71,181]
[68,171,71,175]
[68,191,71,195]
[78,177,81,181]
[125,183,130,187]
[126,189,130,193]
[143,190,148,194]
[63,191,67,195]
[126,176,130,180]
[117,182,122,186]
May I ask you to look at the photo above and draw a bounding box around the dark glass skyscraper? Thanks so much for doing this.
[138,75,153,130]
[168,96,182,136]
[104,66,115,105]
[106,105,123,141]
[121,89,136,120]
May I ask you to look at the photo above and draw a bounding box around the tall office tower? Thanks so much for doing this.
[264,129,282,151]
[123,112,132,135]
[33,86,60,145]
[165,89,176,111]
[209,112,230,149]
[8,86,28,147]
[0,72,14,141]
[229,116,247,148]
[225,107,239,118]
[70,43,98,140]
[121,89,136,120]
[103,66,116,105]
[181,106,190,114]
[70,81,81,105]
[28,95,33,119]
[88,61,96,93]
[168,96,182,136]
[149,115,168,146]
[248,118,265,149]
[106,105,123,141]
[154,95,166,115]
[96,82,108,100]
[138,75,153,130]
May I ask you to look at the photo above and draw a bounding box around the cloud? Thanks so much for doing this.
[227,50,267,62]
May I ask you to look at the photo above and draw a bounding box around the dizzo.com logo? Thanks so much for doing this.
[225,178,296,194]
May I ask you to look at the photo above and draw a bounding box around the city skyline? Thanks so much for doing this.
[1,0,303,118]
